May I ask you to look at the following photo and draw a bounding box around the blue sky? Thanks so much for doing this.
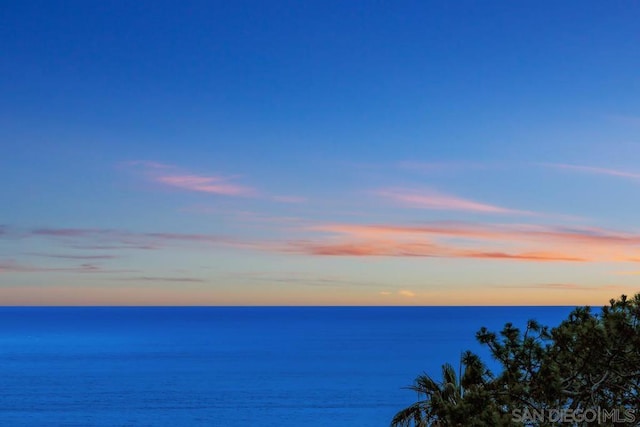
[1,1,640,305]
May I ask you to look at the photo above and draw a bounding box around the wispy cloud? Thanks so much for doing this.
[541,163,640,180]
[288,240,586,262]
[25,252,119,260]
[375,188,534,215]
[12,227,234,252]
[23,226,289,255]
[124,160,305,202]
[310,222,640,248]
[292,221,640,262]
[32,228,110,237]
[288,240,434,257]
[156,174,256,196]
[8,220,640,264]
[28,228,160,251]
[309,222,500,239]
[70,244,160,251]
[124,160,256,196]
[464,251,585,262]
[0,260,133,274]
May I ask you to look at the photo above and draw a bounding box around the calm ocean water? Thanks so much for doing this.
[0,306,573,426]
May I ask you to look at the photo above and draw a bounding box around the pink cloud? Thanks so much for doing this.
[375,188,534,215]
[290,240,440,257]
[310,222,640,248]
[462,251,586,262]
[310,222,500,240]
[13,220,640,264]
[123,160,306,202]
[156,174,255,196]
[289,239,586,261]
[123,160,256,196]
[294,221,640,262]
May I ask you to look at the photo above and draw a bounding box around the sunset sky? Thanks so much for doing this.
[2,1,640,305]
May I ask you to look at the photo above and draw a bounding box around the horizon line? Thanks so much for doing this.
[0,304,587,308]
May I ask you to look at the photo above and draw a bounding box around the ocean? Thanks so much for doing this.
[0,306,574,426]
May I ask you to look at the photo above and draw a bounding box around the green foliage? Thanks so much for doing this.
[391,294,640,427]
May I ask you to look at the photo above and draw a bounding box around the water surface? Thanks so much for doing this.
[0,307,573,426]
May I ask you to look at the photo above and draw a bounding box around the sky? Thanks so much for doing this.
[1,1,640,305]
